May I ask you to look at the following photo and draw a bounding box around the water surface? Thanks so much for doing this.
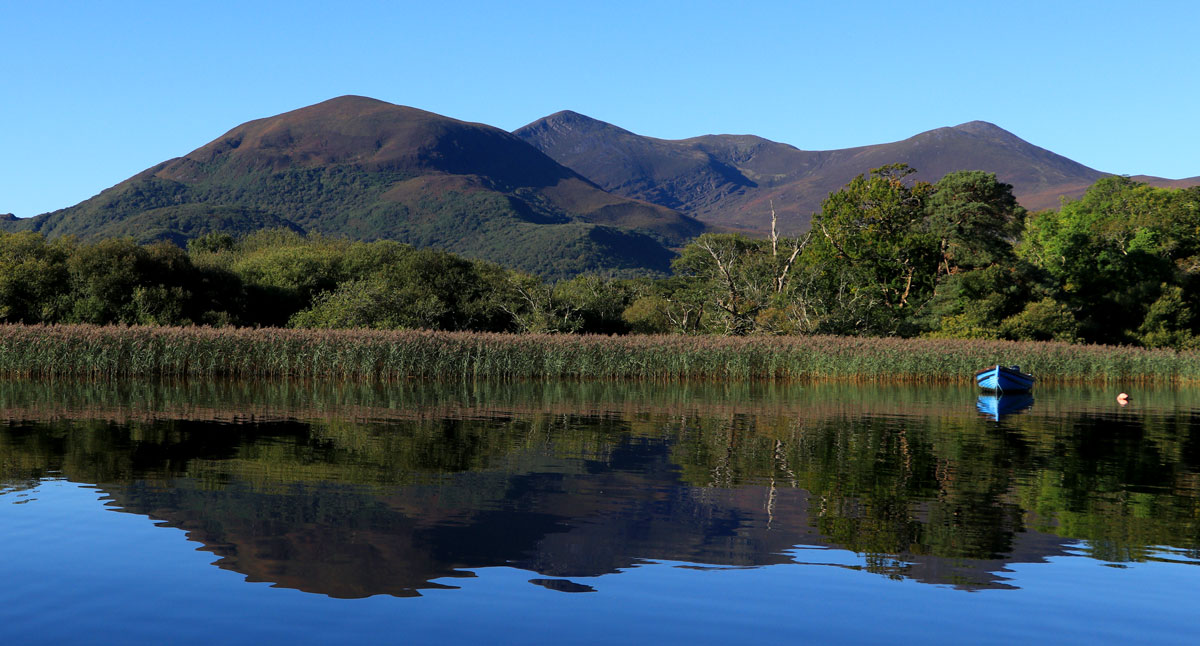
[1,380,1197,643]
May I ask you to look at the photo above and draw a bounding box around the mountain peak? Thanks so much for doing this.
[951,120,1017,138]
[309,94,392,109]
[257,95,427,125]
[168,94,568,185]
[0,213,17,222]
[544,109,595,123]
[516,111,634,139]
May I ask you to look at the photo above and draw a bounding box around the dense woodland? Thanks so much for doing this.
[2,168,1198,349]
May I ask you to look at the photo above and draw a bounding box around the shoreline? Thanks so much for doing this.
[1,324,1197,382]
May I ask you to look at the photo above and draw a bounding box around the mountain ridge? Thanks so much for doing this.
[2,96,706,278]
[5,97,1198,263]
[515,113,1198,234]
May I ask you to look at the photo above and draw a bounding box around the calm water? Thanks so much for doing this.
[1,380,1198,644]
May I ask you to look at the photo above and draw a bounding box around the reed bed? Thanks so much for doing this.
[1,324,1198,383]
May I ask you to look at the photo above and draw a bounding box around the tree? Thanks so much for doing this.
[290,249,513,332]
[66,238,148,324]
[1018,177,1198,345]
[998,297,1080,343]
[668,229,809,335]
[1137,285,1199,349]
[228,233,350,326]
[0,232,73,323]
[552,275,638,335]
[622,276,706,335]
[923,264,1038,339]
[919,172,1033,337]
[496,272,581,334]
[806,164,937,334]
[671,234,773,334]
[925,171,1024,275]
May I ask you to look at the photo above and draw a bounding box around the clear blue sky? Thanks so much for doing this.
[3,0,1197,217]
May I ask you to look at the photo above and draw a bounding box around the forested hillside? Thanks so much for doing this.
[0,97,704,279]
[3,171,1197,349]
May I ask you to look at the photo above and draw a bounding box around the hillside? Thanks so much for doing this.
[2,96,705,278]
[516,113,1198,234]
[7,99,1196,264]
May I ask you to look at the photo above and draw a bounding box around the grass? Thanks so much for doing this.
[2,324,1199,383]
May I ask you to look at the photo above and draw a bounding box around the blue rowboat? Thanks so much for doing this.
[975,365,1035,392]
[976,393,1034,421]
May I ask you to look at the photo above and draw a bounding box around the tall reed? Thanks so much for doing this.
[1,324,1197,382]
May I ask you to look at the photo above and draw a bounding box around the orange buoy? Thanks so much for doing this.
[1117,392,1130,406]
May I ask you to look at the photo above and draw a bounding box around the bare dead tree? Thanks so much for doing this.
[770,200,778,258]
[498,275,578,333]
[775,232,811,294]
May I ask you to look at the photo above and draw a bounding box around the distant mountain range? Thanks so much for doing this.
[4,96,1196,274]
[515,111,1200,234]
[1,96,703,277]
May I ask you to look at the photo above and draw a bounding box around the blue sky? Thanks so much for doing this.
[2,0,1197,218]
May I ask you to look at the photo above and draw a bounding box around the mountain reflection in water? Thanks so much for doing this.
[2,380,1198,598]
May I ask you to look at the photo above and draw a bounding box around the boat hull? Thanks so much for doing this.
[975,365,1035,393]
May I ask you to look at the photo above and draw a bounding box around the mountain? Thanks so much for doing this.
[1,96,705,278]
[8,99,1196,270]
[515,112,1199,234]
[1129,174,1200,189]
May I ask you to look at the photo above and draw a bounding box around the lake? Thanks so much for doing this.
[1,379,1198,644]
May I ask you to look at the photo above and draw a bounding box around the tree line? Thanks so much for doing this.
[2,167,1198,348]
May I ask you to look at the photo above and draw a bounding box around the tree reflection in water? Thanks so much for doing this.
[1,379,1198,597]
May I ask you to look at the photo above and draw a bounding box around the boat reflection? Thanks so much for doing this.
[976,393,1035,421]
